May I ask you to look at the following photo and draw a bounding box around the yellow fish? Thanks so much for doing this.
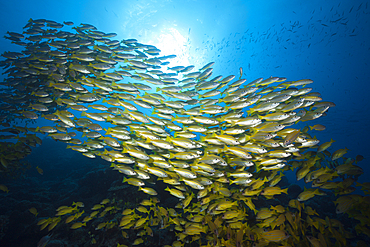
[261,230,290,242]
[165,187,185,199]
[297,188,325,201]
[29,207,38,216]
[261,186,288,196]
[0,184,9,193]
[332,148,349,161]
[36,166,43,175]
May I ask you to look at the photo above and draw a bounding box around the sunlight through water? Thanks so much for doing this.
[151,27,191,71]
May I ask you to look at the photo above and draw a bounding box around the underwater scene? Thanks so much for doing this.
[0,0,369,246]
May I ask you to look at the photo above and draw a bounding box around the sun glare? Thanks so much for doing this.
[153,27,191,69]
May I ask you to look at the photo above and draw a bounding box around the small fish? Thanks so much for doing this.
[261,186,288,196]
[72,202,84,208]
[70,222,86,229]
[165,187,185,199]
[123,177,145,187]
[36,166,43,175]
[139,187,157,196]
[29,207,38,216]
[239,67,243,79]
[261,230,289,242]
[256,207,274,220]
[215,201,238,211]
[283,129,300,146]
[101,199,110,204]
[0,184,9,193]
[37,233,53,247]
[309,124,326,131]
[332,148,349,161]
[297,188,325,201]
[355,155,364,163]
[317,138,335,152]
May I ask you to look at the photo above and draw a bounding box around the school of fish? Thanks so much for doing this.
[0,19,369,247]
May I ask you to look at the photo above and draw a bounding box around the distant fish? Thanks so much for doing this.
[0,184,9,193]
[36,166,43,175]
[309,124,326,131]
[355,155,364,164]
[37,233,52,247]
[29,207,38,217]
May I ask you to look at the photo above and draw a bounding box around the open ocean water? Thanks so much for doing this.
[0,0,369,246]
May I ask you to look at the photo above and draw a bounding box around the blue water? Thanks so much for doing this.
[1,0,368,180]
[0,0,369,246]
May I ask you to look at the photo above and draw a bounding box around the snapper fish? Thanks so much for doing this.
[37,233,53,247]
[0,19,362,247]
